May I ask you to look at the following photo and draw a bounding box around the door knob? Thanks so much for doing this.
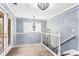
[4,36,7,38]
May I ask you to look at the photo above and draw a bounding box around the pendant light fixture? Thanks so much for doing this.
[37,3,49,11]
[32,16,36,31]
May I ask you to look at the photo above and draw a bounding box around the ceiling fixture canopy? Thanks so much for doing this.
[13,3,17,5]
[37,3,49,11]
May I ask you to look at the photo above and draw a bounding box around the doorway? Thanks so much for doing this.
[8,16,12,46]
[0,11,4,53]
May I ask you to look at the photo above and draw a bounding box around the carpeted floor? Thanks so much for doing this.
[6,43,53,56]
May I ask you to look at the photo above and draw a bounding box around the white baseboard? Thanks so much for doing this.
[13,43,41,48]
[0,45,12,56]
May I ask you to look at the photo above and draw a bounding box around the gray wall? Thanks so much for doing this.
[46,5,79,54]
[15,17,46,45]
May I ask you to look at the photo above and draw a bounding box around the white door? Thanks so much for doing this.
[4,13,8,51]
[0,11,4,54]
[0,6,13,56]
[0,8,8,55]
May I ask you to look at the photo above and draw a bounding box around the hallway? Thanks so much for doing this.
[6,43,53,56]
[0,3,79,56]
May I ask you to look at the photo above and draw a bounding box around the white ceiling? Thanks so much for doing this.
[7,3,77,20]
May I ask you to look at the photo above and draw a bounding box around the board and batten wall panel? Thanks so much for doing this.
[47,5,79,53]
[16,33,41,45]
[15,17,46,45]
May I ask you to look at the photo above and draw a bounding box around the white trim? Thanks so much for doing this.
[41,43,57,56]
[41,32,42,44]
[13,43,41,48]
[0,45,12,56]
[58,33,61,56]
[50,4,79,20]
[61,34,75,44]
[0,51,5,56]
[3,3,15,16]
[78,7,79,51]
[5,45,13,56]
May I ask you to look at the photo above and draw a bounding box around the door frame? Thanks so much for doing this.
[0,9,4,54]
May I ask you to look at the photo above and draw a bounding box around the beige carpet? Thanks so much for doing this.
[6,43,53,56]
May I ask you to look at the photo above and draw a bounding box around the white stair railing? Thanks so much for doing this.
[40,32,61,56]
